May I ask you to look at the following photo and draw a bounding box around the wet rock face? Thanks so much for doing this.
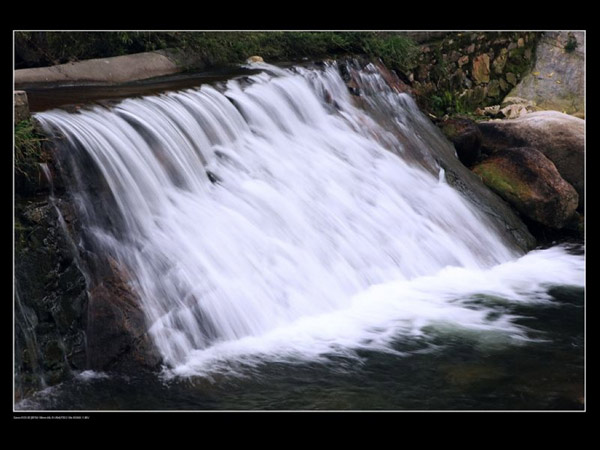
[14,137,163,400]
[15,197,88,398]
[86,259,162,371]
[473,147,579,229]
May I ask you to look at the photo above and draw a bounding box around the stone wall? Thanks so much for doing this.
[405,32,540,117]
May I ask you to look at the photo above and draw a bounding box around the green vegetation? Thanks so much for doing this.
[14,119,48,188]
[564,34,578,53]
[358,33,419,74]
[15,31,418,74]
[430,91,456,116]
[426,89,480,118]
[473,163,530,204]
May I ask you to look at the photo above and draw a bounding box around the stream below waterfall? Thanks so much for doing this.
[15,279,584,410]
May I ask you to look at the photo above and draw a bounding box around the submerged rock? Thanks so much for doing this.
[473,147,578,229]
[478,111,584,210]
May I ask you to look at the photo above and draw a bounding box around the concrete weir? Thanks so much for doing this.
[14,49,196,87]
[13,50,263,113]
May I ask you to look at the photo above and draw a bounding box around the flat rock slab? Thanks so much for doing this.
[15,50,185,87]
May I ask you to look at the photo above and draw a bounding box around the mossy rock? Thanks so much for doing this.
[472,147,578,229]
[473,161,532,203]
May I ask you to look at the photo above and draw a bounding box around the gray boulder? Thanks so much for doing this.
[508,32,584,118]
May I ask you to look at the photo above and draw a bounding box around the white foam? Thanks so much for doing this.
[75,370,110,381]
[167,245,583,378]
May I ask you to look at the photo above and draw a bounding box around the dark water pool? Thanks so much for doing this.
[15,284,584,412]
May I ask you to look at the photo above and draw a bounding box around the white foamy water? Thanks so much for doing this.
[34,62,584,376]
[167,244,583,377]
[76,370,110,381]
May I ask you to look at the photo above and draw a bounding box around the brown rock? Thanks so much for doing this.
[477,111,584,209]
[458,55,469,68]
[86,258,161,371]
[373,60,413,95]
[472,54,491,84]
[473,147,578,228]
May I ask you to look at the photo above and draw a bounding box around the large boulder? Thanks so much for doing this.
[472,147,579,229]
[478,111,584,210]
[507,32,584,118]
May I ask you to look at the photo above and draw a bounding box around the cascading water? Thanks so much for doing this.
[33,61,584,381]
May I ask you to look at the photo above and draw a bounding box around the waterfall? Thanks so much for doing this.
[34,61,584,376]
